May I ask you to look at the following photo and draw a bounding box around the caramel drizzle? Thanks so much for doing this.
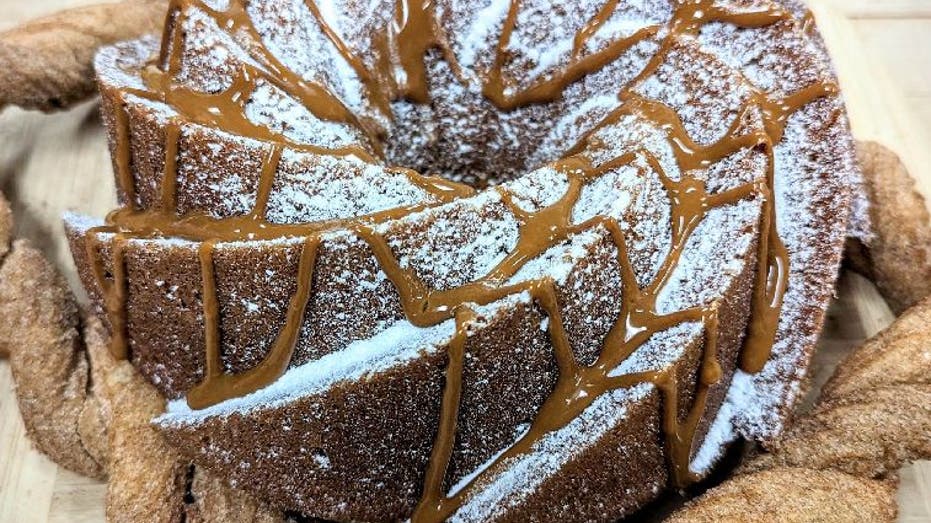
[175,0,371,131]
[136,0,382,159]
[251,144,285,220]
[801,9,817,35]
[302,0,393,115]
[572,0,621,59]
[85,1,845,521]
[482,0,663,109]
[412,89,774,520]
[85,230,132,360]
[189,235,322,408]
[88,116,473,399]
[112,104,136,208]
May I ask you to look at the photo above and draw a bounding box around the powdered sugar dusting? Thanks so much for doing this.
[504,166,569,214]
[377,190,521,290]
[656,199,760,315]
[455,0,511,71]
[635,37,754,147]
[266,152,434,223]
[159,317,454,422]
[508,229,607,286]
[82,0,859,517]
[449,384,653,522]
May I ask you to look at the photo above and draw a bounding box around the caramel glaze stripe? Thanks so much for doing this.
[801,9,817,35]
[391,0,445,104]
[174,0,381,146]
[741,81,839,372]
[483,4,660,109]
[160,120,182,213]
[301,0,393,117]
[112,100,136,209]
[571,0,621,60]
[187,235,321,408]
[591,1,838,374]
[415,78,838,523]
[486,25,661,109]
[198,239,221,384]
[418,307,477,512]
[86,0,848,518]
[84,230,132,361]
[761,81,840,144]
[310,0,469,107]
[251,143,285,221]
[129,69,378,163]
[97,96,471,365]
[146,0,383,158]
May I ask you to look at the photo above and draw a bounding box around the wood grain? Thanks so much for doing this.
[0,0,928,521]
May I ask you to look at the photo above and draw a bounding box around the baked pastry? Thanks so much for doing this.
[65,0,857,520]
[666,467,898,523]
[846,141,931,314]
[0,237,106,479]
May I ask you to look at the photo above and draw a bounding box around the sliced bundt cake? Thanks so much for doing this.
[65,0,858,520]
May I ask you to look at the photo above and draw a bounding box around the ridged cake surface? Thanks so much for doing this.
[66,0,857,520]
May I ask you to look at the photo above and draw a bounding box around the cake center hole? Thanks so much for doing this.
[378,52,567,189]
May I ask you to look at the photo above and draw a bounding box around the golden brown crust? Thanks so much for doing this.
[0,192,108,470]
[743,296,931,478]
[0,239,105,478]
[823,294,931,400]
[95,322,188,523]
[746,384,931,478]
[666,467,898,523]
[849,141,931,314]
[0,0,168,112]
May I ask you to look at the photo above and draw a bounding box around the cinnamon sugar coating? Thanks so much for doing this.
[185,467,289,523]
[98,333,188,523]
[825,294,931,399]
[0,240,105,478]
[667,467,898,523]
[744,295,931,479]
[0,0,168,112]
[0,193,13,359]
[847,141,931,314]
[747,384,931,478]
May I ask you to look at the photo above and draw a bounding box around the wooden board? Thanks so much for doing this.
[0,1,929,521]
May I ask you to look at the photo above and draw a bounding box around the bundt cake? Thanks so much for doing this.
[64,0,858,520]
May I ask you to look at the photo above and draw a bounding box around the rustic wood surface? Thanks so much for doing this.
[0,0,929,521]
